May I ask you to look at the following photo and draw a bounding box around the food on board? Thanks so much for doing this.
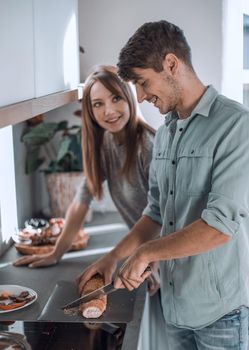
[79,275,107,319]
[15,218,89,255]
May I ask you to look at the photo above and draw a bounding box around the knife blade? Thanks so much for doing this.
[61,281,116,311]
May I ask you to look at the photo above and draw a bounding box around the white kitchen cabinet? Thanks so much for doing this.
[33,0,79,97]
[0,0,79,108]
[0,0,35,107]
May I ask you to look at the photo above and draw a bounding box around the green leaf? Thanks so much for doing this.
[57,137,72,162]
[57,121,68,131]
[22,123,58,146]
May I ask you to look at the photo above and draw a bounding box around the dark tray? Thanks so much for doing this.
[38,280,136,323]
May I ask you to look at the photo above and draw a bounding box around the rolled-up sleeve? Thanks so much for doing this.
[202,113,249,237]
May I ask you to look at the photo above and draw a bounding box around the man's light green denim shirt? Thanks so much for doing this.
[143,85,249,329]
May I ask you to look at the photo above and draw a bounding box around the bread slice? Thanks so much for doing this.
[79,274,107,318]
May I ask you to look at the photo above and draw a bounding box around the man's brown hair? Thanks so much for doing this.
[117,20,193,81]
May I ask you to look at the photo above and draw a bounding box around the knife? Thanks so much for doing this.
[61,266,151,311]
[61,281,116,311]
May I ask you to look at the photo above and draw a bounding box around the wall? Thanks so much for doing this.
[222,0,244,102]
[78,0,223,128]
[13,123,35,226]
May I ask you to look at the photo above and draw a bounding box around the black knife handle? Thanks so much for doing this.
[141,265,152,279]
[144,265,151,272]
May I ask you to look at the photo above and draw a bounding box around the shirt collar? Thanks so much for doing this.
[164,85,218,126]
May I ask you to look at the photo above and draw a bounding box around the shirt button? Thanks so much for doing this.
[169,282,173,286]
[179,128,183,132]
[172,160,175,165]
[170,190,173,195]
[169,221,173,226]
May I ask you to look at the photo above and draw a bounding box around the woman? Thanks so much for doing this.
[14,65,155,270]
[14,65,165,350]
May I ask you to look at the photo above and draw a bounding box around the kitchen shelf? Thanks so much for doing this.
[0,89,79,129]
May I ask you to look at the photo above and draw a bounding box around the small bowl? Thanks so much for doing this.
[24,218,49,230]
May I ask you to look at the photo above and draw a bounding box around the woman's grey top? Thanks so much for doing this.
[75,130,154,228]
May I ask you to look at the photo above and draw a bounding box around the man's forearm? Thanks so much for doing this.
[111,215,161,261]
[139,219,231,264]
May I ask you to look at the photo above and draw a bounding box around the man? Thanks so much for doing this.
[78,21,249,349]
[116,20,249,349]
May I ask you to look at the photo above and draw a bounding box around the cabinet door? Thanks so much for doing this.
[0,0,35,107]
[33,0,80,97]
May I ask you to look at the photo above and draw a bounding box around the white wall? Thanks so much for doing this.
[222,0,244,102]
[78,0,223,128]
[13,123,35,226]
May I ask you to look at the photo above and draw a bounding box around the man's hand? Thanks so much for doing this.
[77,216,161,292]
[13,253,58,268]
[114,249,151,291]
[76,253,119,293]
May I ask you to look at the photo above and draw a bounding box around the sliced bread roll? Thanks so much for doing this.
[79,274,107,318]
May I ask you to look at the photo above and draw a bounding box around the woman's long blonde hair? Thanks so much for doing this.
[82,65,154,200]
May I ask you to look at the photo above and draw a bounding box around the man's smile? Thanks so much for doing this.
[149,96,158,106]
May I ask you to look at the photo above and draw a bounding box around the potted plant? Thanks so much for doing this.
[21,115,84,218]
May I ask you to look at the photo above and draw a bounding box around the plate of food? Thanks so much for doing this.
[0,285,37,313]
[13,218,89,255]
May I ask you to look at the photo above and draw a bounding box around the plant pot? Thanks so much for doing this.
[45,172,92,222]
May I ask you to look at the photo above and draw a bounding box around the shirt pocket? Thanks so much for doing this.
[154,150,170,193]
[176,148,213,196]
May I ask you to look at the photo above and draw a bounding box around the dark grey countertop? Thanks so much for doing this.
[0,226,146,350]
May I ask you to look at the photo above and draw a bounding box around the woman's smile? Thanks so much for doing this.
[105,116,121,123]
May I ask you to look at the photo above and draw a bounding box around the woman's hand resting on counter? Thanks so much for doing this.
[13,252,59,268]
[76,252,119,293]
